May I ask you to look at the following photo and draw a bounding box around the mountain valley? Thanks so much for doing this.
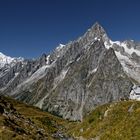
[1,22,140,139]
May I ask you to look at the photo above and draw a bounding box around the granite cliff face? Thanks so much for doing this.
[0,23,136,120]
[43,44,132,120]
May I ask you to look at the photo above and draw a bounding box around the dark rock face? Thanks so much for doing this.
[0,23,133,120]
[0,62,22,88]
[131,52,140,63]
[41,42,132,120]
[84,48,132,115]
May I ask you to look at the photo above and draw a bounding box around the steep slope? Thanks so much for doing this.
[1,96,140,140]
[104,40,140,84]
[69,100,140,140]
[0,52,24,89]
[0,54,49,93]
[0,23,133,121]
[0,23,108,93]
[0,95,73,140]
[41,41,132,121]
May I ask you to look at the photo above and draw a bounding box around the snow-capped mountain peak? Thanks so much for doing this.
[0,52,14,67]
[0,22,138,121]
[0,52,23,68]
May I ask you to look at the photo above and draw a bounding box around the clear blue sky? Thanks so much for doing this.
[0,0,140,58]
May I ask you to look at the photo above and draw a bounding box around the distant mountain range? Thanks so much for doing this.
[0,52,23,68]
[0,22,140,121]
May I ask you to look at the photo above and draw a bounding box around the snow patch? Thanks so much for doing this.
[15,72,19,77]
[94,37,100,41]
[107,40,140,56]
[121,42,140,56]
[104,41,111,49]
[88,68,98,75]
[87,68,98,87]
[76,57,81,62]
[0,52,14,65]
[0,52,23,68]
[115,50,140,83]
[56,44,65,51]
[115,51,131,63]
[111,40,121,46]
[130,85,140,101]
[46,55,50,65]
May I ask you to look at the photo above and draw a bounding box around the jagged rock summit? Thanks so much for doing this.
[1,22,139,121]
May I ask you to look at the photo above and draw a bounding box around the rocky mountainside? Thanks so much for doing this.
[104,39,140,84]
[0,53,24,89]
[1,22,140,121]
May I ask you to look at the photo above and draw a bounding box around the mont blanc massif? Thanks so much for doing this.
[1,23,140,140]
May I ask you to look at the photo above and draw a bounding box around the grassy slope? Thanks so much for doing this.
[1,96,140,140]
[0,96,68,140]
[69,100,140,140]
